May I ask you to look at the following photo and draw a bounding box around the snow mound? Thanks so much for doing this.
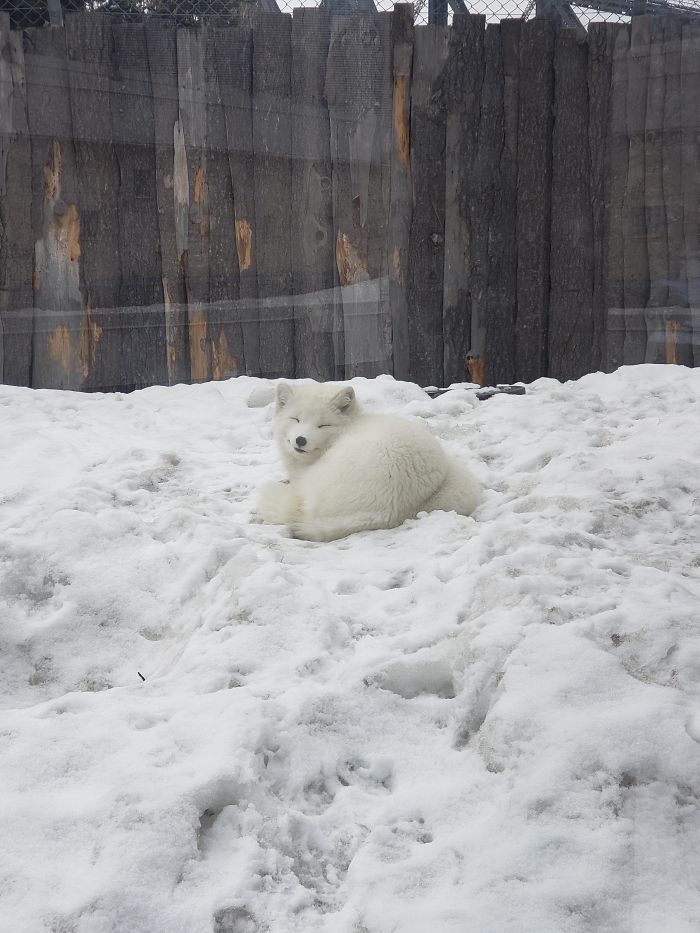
[1,366,699,933]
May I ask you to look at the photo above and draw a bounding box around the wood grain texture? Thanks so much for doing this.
[253,12,294,378]
[549,27,594,381]
[515,17,555,383]
[681,24,700,366]
[291,7,336,381]
[0,15,33,385]
[213,25,260,376]
[485,18,520,385]
[406,24,449,387]
[145,21,189,385]
[442,13,484,385]
[111,22,168,390]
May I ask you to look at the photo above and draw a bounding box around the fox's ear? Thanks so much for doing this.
[331,385,356,414]
[276,382,293,409]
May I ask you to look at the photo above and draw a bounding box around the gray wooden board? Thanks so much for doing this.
[387,3,414,382]
[622,15,651,365]
[290,7,336,381]
[485,18,521,385]
[111,23,168,390]
[682,24,700,366]
[24,24,85,389]
[145,21,189,385]
[177,26,211,383]
[326,11,392,378]
[549,27,594,382]
[469,21,501,388]
[588,23,625,373]
[65,14,123,392]
[644,16,668,363]
[515,17,555,383]
[253,12,294,378]
[661,16,692,366]
[406,24,449,387]
[213,25,260,376]
[442,13,484,385]
[0,17,33,385]
[603,23,629,371]
[205,27,244,383]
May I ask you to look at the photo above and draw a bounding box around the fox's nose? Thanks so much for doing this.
[295,436,307,448]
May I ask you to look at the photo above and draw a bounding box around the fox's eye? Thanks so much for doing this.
[290,417,300,423]
[318,424,331,429]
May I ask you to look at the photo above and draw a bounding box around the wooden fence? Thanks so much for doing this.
[0,8,698,392]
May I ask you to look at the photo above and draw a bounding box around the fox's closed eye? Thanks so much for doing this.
[318,424,331,429]
[290,417,300,423]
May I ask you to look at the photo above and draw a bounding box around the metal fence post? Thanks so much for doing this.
[428,0,448,25]
[47,0,64,26]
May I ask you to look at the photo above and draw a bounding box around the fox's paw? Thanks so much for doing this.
[258,481,300,526]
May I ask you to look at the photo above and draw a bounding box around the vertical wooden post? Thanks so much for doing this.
[0,14,33,386]
[443,13,484,386]
[253,12,294,379]
[622,15,651,365]
[407,23,449,387]
[291,7,336,382]
[681,23,700,366]
[388,3,414,382]
[485,18,521,386]
[549,26,594,381]
[515,16,555,382]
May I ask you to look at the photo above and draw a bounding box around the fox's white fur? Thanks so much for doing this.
[258,382,482,542]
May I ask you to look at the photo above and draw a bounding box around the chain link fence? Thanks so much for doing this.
[3,0,700,31]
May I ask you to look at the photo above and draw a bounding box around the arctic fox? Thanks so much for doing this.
[258,382,482,542]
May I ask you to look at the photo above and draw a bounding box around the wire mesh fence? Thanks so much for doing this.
[2,0,700,31]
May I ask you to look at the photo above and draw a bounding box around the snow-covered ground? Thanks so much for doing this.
[1,365,699,933]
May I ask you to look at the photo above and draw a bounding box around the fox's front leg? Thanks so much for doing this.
[258,480,302,527]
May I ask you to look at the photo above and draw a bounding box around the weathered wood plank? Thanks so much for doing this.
[177,26,211,383]
[681,23,700,366]
[443,13,484,386]
[515,16,555,383]
[253,12,294,378]
[622,15,651,365]
[291,7,336,382]
[213,25,260,377]
[205,27,243,383]
[603,23,629,371]
[485,18,520,386]
[406,23,449,387]
[145,21,189,386]
[549,27,594,382]
[65,15,124,392]
[25,24,84,389]
[469,21,500,388]
[661,16,692,366]
[588,22,625,373]
[326,10,393,379]
[111,23,168,390]
[0,16,33,386]
[644,15,668,364]
[388,2,414,382]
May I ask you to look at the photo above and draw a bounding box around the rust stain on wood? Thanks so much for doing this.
[211,331,238,381]
[467,355,487,387]
[235,219,253,271]
[43,140,61,200]
[336,231,366,286]
[393,74,410,170]
[665,320,678,364]
[80,305,102,379]
[391,247,403,286]
[189,307,209,383]
[48,324,75,377]
[63,204,81,263]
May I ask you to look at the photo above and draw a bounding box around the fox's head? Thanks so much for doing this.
[274,382,360,467]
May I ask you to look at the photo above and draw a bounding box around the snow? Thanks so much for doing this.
[1,364,699,933]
